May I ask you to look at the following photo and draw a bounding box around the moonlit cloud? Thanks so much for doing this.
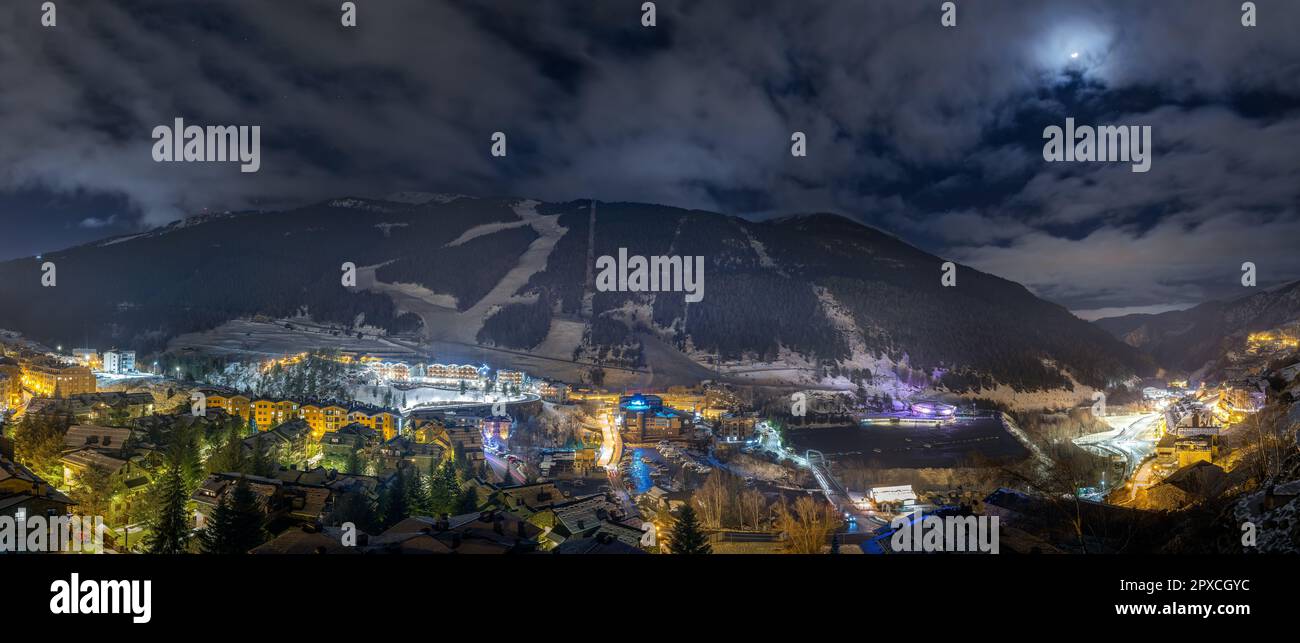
[0,0,1297,314]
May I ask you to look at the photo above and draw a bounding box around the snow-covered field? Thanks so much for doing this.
[350,383,533,413]
[168,318,419,360]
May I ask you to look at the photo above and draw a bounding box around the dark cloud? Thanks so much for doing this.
[1,0,1297,314]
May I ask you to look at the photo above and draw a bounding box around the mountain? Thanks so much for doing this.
[0,195,1152,393]
[1093,281,1300,373]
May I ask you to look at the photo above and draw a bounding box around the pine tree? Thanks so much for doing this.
[454,485,479,514]
[668,505,711,554]
[144,464,192,554]
[377,469,410,527]
[198,476,268,554]
[207,423,247,474]
[177,428,205,494]
[404,469,432,516]
[428,460,458,514]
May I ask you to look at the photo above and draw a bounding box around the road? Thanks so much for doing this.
[1072,413,1160,500]
[592,407,639,520]
[755,421,886,529]
[484,450,527,485]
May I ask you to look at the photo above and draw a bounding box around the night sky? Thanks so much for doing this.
[1,0,1297,319]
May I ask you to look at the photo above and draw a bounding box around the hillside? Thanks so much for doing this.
[0,195,1153,393]
[1094,281,1300,373]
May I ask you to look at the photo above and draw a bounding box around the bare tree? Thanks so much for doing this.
[776,496,840,554]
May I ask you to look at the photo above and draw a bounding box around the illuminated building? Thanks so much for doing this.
[1219,381,1265,416]
[346,406,400,441]
[252,398,302,431]
[301,403,349,439]
[20,361,96,398]
[102,350,136,374]
[71,349,100,369]
[25,393,153,424]
[0,362,22,411]
[424,363,486,381]
[201,388,398,441]
[205,392,252,422]
[619,394,690,443]
[716,413,757,441]
[910,400,957,417]
[482,415,513,446]
[0,455,74,519]
[496,370,525,388]
[537,380,569,403]
[1156,433,1220,468]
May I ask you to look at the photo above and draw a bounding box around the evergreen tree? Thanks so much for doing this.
[207,423,247,474]
[668,505,711,554]
[428,460,459,514]
[377,469,410,527]
[404,470,433,516]
[12,413,71,484]
[177,427,205,494]
[198,476,268,554]
[326,491,378,534]
[144,463,192,554]
[454,485,479,514]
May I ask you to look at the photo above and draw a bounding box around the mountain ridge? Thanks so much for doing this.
[1093,280,1300,373]
[0,195,1153,393]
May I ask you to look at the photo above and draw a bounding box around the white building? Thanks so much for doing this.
[102,350,136,374]
[869,485,918,505]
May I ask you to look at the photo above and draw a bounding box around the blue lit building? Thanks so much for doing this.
[618,394,689,442]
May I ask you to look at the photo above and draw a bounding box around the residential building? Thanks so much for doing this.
[102,350,136,374]
[370,510,542,554]
[321,422,381,470]
[20,360,96,398]
[481,415,512,445]
[71,349,100,369]
[424,363,486,381]
[0,454,74,519]
[252,398,301,431]
[0,361,21,411]
[242,419,313,467]
[63,425,135,457]
[25,392,153,424]
[496,369,525,389]
[204,391,252,422]
[619,394,689,442]
[537,380,569,403]
[191,473,281,531]
[301,402,349,439]
[716,412,757,442]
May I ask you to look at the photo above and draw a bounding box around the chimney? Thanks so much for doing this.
[450,533,462,549]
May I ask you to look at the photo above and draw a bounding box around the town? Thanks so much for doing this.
[5,318,1297,555]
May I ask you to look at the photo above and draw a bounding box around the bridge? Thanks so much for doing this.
[805,449,852,512]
